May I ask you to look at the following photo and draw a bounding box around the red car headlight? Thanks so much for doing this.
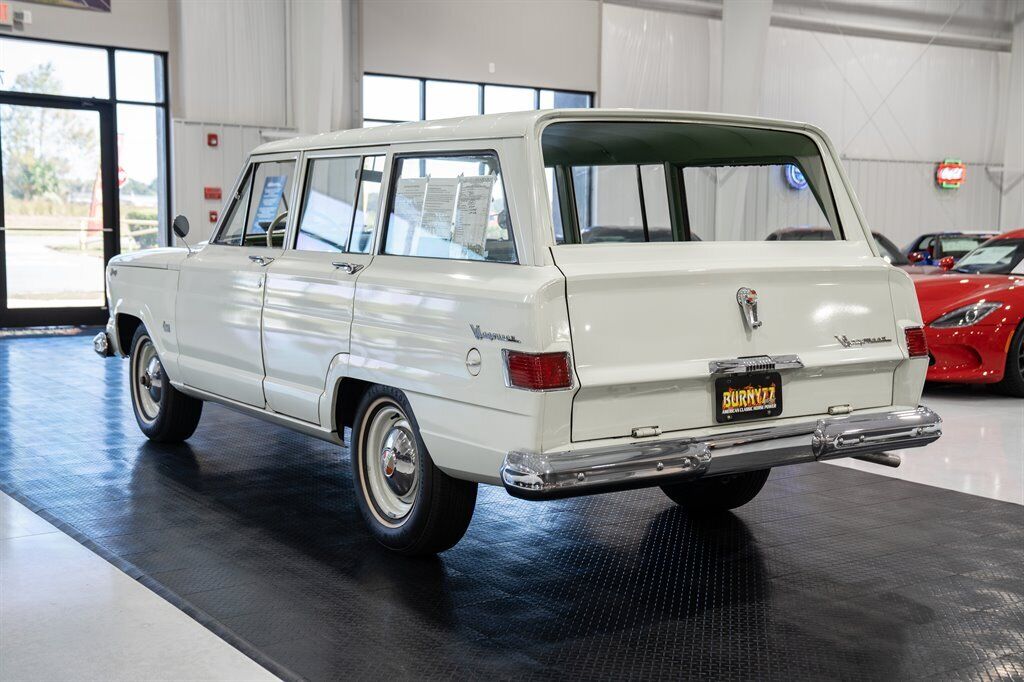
[930,301,1003,328]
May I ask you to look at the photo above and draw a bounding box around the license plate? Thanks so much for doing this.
[715,372,783,424]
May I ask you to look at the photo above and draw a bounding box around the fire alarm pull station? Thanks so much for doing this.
[207,133,219,147]
[209,210,219,223]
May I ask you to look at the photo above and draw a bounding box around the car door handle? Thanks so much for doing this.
[331,261,364,275]
[249,255,275,266]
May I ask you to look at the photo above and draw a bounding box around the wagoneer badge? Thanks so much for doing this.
[835,335,892,347]
[470,324,521,344]
[736,287,763,330]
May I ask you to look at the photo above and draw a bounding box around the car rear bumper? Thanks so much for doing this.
[500,406,942,500]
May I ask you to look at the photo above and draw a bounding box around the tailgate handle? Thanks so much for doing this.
[709,354,803,375]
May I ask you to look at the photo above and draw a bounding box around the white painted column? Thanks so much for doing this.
[716,0,773,240]
[999,18,1024,231]
[289,0,359,135]
[720,0,773,116]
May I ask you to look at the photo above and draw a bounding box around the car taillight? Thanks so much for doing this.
[504,350,572,391]
[905,326,928,358]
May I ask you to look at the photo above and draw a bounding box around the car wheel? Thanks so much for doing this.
[660,469,770,513]
[351,385,477,555]
[998,321,1024,398]
[129,325,203,442]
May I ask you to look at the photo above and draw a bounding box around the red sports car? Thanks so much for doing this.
[912,229,1024,396]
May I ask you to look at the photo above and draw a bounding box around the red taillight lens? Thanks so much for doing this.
[905,326,929,358]
[504,351,572,391]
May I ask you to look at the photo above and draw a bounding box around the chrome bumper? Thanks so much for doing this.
[93,331,113,358]
[500,406,942,500]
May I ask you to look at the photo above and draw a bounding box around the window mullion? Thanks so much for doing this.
[635,165,650,243]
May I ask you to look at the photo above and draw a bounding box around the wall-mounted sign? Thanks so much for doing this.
[783,164,807,190]
[936,159,966,189]
[19,0,109,12]
[204,186,222,201]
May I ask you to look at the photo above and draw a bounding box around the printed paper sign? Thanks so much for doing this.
[421,178,459,238]
[393,178,428,229]
[251,175,287,233]
[454,175,496,251]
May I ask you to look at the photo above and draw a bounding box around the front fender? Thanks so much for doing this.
[107,263,182,381]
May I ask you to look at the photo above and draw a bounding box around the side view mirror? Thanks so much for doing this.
[172,214,190,239]
[172,214,193,254]
[938,256,956,271]
[908,251,926,263]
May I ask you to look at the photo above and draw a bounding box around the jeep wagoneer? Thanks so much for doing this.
[95,110,942,554]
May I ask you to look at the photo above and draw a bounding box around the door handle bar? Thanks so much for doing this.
[332,261,364,275]
[248,255,275,266]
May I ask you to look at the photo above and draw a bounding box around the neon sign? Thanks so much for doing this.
[784,164,807,190]
[936,159,966,189]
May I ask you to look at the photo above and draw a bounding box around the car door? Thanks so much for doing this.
[176,153,299,407]
[260,151,387,424]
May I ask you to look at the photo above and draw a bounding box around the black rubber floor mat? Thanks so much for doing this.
[2,335,1022,680]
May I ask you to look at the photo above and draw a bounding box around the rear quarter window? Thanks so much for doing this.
[381,152,517,263]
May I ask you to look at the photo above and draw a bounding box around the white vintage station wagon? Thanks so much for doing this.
[96,109,942,554]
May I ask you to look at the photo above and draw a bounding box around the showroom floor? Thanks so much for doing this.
[1,332,1022,680]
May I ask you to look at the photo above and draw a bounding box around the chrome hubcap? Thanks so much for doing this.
[363,404,419,523]
[132,339,163,423]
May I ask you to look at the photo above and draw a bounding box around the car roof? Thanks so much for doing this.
[251,108,828,155]
[994,228,1024,240]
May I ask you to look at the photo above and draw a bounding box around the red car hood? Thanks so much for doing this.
[912,273,1024,323]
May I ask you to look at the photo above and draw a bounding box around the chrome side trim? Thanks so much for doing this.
[708,354,804,375]
[500,406,941,500]
[173,382,345,446]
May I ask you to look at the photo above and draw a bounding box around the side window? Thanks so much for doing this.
[382,152,516,263]
[244,160,295,247]
[350,155,385,254]
[295,156,361,252]
[214,168,253,245]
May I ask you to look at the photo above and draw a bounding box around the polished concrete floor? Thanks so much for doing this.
[0,492,274,681]
[1,332,1023,680]
[830,384,1024,504]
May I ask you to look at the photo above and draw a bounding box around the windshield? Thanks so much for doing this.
[541,121,842,244]
[953,239,1024,274]
[938,235,990,259]
[872,232,908,265]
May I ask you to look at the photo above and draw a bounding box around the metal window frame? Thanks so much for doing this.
[0,34,170,328]
[362,72,593,125]
[378,148,520,265]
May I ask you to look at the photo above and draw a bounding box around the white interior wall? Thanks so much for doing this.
[844,159,1003,245]
[599,3,1016,238]
[172,0,290,128]
[361,0,600,93]
[600,4,721,110]
[760,26,1008,164]
[7,0,171,51]
[172,121,295,244]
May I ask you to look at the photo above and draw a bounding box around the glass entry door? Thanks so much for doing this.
[0,97,116,327]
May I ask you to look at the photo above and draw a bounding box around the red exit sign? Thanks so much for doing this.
[204,186,222,200]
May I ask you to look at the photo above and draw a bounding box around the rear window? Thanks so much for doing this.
[542,121,842,244]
